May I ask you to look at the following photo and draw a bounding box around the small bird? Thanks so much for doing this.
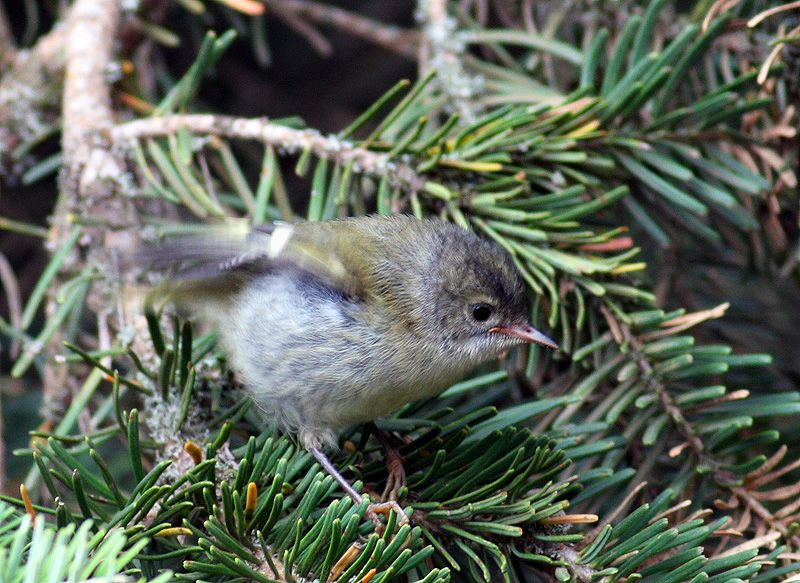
[144,214,557,524]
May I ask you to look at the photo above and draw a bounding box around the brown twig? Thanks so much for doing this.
[0,1,15,60]
[418,0,481,121]
[610,309,712,470]
[268,2,333,57]
[109,114,427,193]
[61,0,126,203]
[747,1,800,28]
[0,391,4,493]
[0,252,22,359]
[269,0,418,59]
[702,0,740,32]
[606,306,800,551]
[0,21,66,169]
[58,0,140,251]
[43,0,138,432]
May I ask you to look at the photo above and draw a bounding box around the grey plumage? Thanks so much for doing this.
[143,214,556,449]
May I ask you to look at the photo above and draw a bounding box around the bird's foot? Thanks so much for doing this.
[310,447,408,534]
[372,425,407,502]
[381,446,407,502]
[371,436,408,534]
[366,500,409,534]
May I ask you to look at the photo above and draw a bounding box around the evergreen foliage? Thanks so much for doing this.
[1,1,799,581]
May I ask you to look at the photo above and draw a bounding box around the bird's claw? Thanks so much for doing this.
[381,448,407,502]
[366,501,409,534]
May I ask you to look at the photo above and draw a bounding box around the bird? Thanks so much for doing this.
[142,214,557,526]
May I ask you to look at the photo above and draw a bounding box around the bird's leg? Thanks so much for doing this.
[309,447,408,532]
[309,447,363,502]
[372,427,407,503]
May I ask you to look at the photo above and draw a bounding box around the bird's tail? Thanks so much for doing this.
[137,221,276,311]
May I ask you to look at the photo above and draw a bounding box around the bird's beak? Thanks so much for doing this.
[489,324,559,349]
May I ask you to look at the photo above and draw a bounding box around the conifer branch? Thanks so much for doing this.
[612,308,800,549]
[110,114,427,193]
[3,2,800,580]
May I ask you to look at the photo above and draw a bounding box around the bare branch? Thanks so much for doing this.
[616,311,800,548]
[0,252,22,360]
[268,2,333,57]
[417,0,482,121]
[110,114,427,192]
[0,1,15,59]
[61,0,126,201]
[0,381,4,492]
[270,0,418,59]
[0,23,66,169]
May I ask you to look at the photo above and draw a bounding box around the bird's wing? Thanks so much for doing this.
[139,221,367,302]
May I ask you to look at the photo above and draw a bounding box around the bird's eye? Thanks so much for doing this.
[471,303,494,322]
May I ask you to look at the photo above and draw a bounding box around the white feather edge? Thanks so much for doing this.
[266,224,293,258]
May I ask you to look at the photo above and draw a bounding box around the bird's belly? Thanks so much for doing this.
[221,273,468,447]
[318,368,449,425]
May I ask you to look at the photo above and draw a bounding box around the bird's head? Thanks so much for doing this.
[372,218,557,362]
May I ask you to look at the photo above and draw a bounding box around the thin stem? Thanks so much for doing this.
[270,0,418,59]
[0,0,15,57]
[309,447,363,504]
[110,114,426,193]
[418,0,481,121]
[613,310,800,547]
[0,252,22,359]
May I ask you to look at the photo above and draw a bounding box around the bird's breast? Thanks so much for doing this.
[219,273,477,441]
